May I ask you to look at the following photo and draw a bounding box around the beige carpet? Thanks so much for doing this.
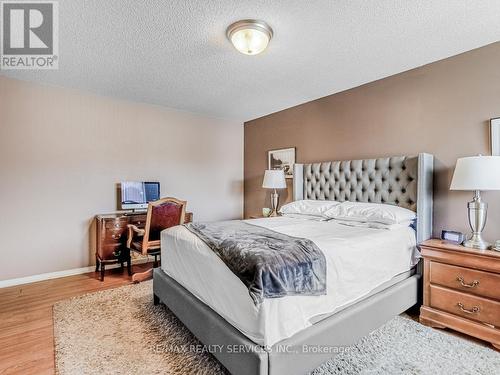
[54,281,499,375]
[54,281,227,374]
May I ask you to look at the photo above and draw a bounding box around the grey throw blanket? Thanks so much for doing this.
[184,221,326,305]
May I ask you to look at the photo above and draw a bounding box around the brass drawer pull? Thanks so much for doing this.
[457,302,480,314]
[456,276,479,288]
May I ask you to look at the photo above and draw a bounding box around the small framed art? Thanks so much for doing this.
[491,118,500,156]
[268,147,296,179]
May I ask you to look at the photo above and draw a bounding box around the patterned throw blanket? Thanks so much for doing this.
[184,221,326,305]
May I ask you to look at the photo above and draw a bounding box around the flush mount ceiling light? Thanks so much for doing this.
[226,19,273,55]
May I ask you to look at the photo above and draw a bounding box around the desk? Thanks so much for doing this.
[95,211,193,280]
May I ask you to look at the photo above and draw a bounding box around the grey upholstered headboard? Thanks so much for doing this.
[292,153,433,243]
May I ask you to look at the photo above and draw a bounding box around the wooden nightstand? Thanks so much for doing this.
[419,239,500,349]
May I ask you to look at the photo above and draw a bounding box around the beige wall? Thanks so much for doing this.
[0,76,243,281]
[245,42,500,242]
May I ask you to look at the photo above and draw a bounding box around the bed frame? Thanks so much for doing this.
[153,153,433,375]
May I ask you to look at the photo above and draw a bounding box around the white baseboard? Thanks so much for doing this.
[0,257,152,289]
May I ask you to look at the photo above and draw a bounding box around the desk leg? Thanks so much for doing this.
[100,263,105,281]
[95,256,100,273]
[127,252,132,276]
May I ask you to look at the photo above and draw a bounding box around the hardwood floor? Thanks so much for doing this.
[1,265,495,375]
[0,263,153,375]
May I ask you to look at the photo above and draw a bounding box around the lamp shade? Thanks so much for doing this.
[262,169,286,189]
[450,156,500,191]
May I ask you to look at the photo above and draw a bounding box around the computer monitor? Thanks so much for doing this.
[120,181,160,210]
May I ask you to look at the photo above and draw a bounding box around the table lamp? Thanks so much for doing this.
[262,169,286,216]
[450,155,500,250]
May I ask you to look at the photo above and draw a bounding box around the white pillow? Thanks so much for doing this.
[324,201,416,225]
[279,200,341,218]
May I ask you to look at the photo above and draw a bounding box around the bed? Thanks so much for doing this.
[153,153,433,375]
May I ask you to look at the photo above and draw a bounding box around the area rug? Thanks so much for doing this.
[53,281,499,374]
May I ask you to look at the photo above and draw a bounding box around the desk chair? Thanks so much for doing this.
[127,197,186,283]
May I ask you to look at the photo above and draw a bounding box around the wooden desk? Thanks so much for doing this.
[95,211,193,280]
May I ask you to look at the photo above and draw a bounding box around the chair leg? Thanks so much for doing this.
[132,268,153,283]
[153,294,160,305]
[153,254,159,268]
[95,256,100,272]
[100,262,105,281]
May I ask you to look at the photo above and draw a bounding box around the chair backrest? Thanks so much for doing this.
[142,197,186,248]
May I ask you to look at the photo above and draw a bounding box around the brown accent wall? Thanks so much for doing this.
[244,42,500,241]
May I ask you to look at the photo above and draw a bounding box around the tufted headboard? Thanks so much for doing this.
[293,153,433,243]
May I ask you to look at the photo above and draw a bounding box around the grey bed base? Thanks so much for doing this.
[153,153,433,375]
[154,268,421,375]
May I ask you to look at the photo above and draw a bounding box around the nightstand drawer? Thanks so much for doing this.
[430,285,500,327]
[430,262,500,300]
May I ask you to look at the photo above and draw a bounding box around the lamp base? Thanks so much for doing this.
[463,234,490,251]
[270,190,279,216]
[463,191,489,251]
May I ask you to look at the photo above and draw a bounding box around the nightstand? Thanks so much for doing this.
[419,239,500,349]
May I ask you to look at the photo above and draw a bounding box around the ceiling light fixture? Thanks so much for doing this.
[226,19,273,56]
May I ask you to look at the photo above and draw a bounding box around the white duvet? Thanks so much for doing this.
[161,217,417,347]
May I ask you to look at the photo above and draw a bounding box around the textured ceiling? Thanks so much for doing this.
[2,0,500,121]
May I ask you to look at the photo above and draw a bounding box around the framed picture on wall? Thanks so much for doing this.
[268,147,296,179]
[491,118,500,156]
